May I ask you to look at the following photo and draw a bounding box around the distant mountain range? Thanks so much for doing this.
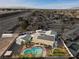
[0,7,79,10]
[71,7,79,9]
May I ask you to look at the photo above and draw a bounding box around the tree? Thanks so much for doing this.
[71,21,75,25]
[18,17,24,21]
[21,20,29,30]
[18,17,29,31]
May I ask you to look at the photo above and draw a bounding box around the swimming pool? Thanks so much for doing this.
[23,46,43,57]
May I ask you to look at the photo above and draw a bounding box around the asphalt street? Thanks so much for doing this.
[0,11,31,37]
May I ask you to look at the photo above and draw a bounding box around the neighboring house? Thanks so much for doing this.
[16,34,32,45]
[1,31,14,38]
[63,27,79,57]
[63,27,79,41]
[69,43,79,56]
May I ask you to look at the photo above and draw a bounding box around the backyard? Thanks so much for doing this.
[47,48,69,56]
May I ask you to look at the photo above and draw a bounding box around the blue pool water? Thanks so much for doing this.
[24,49,32,54]
[23,47,43,57]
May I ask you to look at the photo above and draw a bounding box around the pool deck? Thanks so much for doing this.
[0,33,19,57]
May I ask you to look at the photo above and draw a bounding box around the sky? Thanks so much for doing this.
[0,0,79,9]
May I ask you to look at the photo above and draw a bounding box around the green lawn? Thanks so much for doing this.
[53,48,65,56]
